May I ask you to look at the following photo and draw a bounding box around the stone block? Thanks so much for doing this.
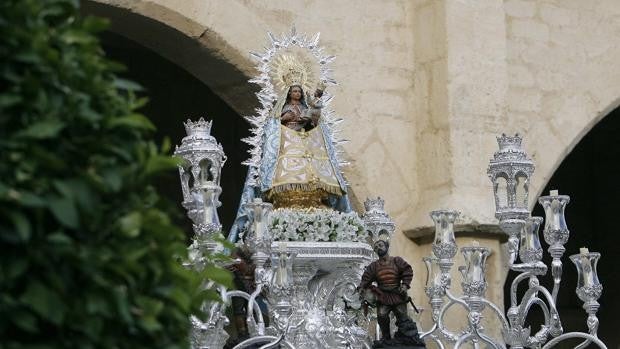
[509,64,535,87]
[511,19,551,43]
[539,3,572,26]
[508,88,541,112]
[510,19,550,42]
[414,1,446,63]
[504,0,537,18]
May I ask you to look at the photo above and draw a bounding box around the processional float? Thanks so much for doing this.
[173,27,607,349]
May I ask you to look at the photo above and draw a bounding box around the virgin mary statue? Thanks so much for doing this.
[228,55,351,243]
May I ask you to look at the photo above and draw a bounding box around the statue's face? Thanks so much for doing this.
[374,240,388,257]
[289,86,302,101]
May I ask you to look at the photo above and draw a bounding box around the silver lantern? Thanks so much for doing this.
[487,133,534,266]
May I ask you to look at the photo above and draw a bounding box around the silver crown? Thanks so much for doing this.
[364,197,385,213]
[496,133,522,152]
[184,117,213,138]
[490,133,530,163]
[363,197,395,244]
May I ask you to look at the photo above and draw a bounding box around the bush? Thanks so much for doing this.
[0,1,215,348]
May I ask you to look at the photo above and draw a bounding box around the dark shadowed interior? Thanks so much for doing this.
[100,31,251,237]
[506,107,619,348]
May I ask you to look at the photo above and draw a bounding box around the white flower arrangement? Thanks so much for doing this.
[269,208,366,242]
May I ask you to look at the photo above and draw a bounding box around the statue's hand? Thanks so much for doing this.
[398,284,410,296]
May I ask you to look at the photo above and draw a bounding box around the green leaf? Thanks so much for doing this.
[61,30,95,45]
[145,155,182,176]
[11,310,38,333]
[48,196,79,229]
[138,315,162,332]
[7,210,31,241]
[85,294,111,316]
[108,113,154,131]
[113,287,132,324]
[0,94,22,108]
[82,16,109,33]
[200,289,222,303]
[136,296,164,316]
[17,192,47,208]
[63,178,96,212]
[39,4,64,19]
[102,168,122,192]
[214,235,236,250]
[113,78,143,91]
[53,180,74,199]
[103,144,132,162]
[14,51,42,64]
[202,265,233,289]
[160,136,171,154]
[0,182,8,197]
[125,245,149,261]
[168,288,191,311]
[47,231,72,244]
[118,211,142,238]
[6,258,29,280]
[20,281,65,325]
[79,106,102,122]
[17,119,66,139]
[80,317,103,339]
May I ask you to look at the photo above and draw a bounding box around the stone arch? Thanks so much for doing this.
[502,0,620,209]
[528,96,620,205]
[82,0,257,115]
[92,29,250,232]
[520,106,620,347]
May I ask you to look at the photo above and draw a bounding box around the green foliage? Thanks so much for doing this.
[0,0,219,347]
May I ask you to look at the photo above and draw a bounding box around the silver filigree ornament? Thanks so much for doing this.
[421,134,608,349]
[175,118,233,349]
[488,133,535,266]
[175,118,227,239]
[430,210,459,261]
[362,197,396,244]
[243,26,349,187]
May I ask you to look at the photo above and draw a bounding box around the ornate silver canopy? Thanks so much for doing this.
[175,118,227,237]
[362,197,395,243]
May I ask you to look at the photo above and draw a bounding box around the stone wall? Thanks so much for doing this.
[504,0,620,198]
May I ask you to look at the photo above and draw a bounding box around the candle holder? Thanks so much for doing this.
[175,118,232,349]
[422,134,607,349]
[269,248,296,332]
[539,193,570,303]
[519,216,543,264]
[487,134,535,267]
[459,245,491,300]
[243,198,274,256]
[423,256,445,299]
[570,251,603,336]
[430,210,459,261]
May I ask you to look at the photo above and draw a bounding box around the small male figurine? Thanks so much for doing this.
[226,246,256,341]
[359,239,426,348]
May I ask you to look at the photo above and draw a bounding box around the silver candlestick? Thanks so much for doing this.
[422,134,607,349]
[175,118,230,349]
